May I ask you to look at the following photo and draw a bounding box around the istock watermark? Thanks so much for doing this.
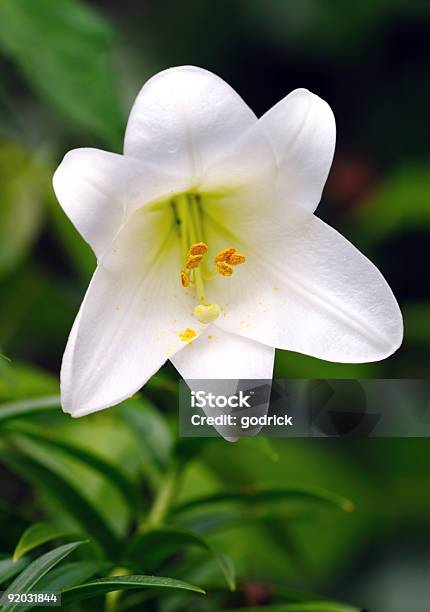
[179,379,430,438]
[191,390,252,409]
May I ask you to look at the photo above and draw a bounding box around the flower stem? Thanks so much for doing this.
[144,464,180,529]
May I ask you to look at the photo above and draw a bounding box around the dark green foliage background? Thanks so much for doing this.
[0,1,429,611]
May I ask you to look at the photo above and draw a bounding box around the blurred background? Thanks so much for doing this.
[0,1,429,611]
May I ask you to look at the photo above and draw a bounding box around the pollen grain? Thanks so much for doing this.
[216,261,233,276]
[186,254,203,269]
[215,247,236,263]
[228,252,246,266]
[179,328,197,342]
[180,270,190,287]
[189,241,208,256]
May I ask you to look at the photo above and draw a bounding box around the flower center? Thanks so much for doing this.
[172,193,246,325]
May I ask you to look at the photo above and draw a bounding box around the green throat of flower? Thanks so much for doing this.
[172,193,246,325]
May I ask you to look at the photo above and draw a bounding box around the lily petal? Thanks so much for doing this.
[171,326,275,379]
[53,148,186,258]
[124,66,257,184]
[259,88,336,213]
[213,205,403,363]
[61,206,203,416]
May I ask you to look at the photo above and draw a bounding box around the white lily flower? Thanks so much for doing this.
[53,66,403,417]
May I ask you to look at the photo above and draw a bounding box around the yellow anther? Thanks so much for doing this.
[193,302,221,324]
[186,254,203,269]
[228,252,246,266]
[189,242,208,256]
[215,247,236,263]
[217,261,233,276]
[180,270,190,287]
[179,328,197,342]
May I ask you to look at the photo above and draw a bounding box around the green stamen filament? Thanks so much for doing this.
[176,195,189,265]
[175,193,206,303]
[173,193,246,327]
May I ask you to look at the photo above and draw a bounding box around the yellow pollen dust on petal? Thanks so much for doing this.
[215,247,236,263]
[216,261,233,276]
[186,254,203,269]
[193,302,221,324]
[180,269,190,287]
[179,328,197,342]
[188,241,208,256]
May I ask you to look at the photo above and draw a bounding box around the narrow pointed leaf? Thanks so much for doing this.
[37,561,112,593]
[13,523,73,561]
[1,450,119,557]
[0,557,29,585]
[5,423,138,508]
[0,396,59,423]
[174,487,354,515]
[0,362,58,403]
[128,527,235,590]
[2,541,85,612]
[61,575,205,605]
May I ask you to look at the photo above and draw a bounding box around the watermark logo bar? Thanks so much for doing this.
[179,379,430,438]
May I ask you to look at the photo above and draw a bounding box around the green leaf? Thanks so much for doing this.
[2,541,85,612]
[0,0,124,148]
[127,526,235,591]
[61,574,205,605]
[5,423,138,509]
[1,450,120,558]
[0,144,49,278]
[37,561,112,592]
[0,362,58,403]
[0,557,29,585]
[180,506,311,538]
[174,486,354,515]
[13,523,73,561]
[0,396,59,424]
